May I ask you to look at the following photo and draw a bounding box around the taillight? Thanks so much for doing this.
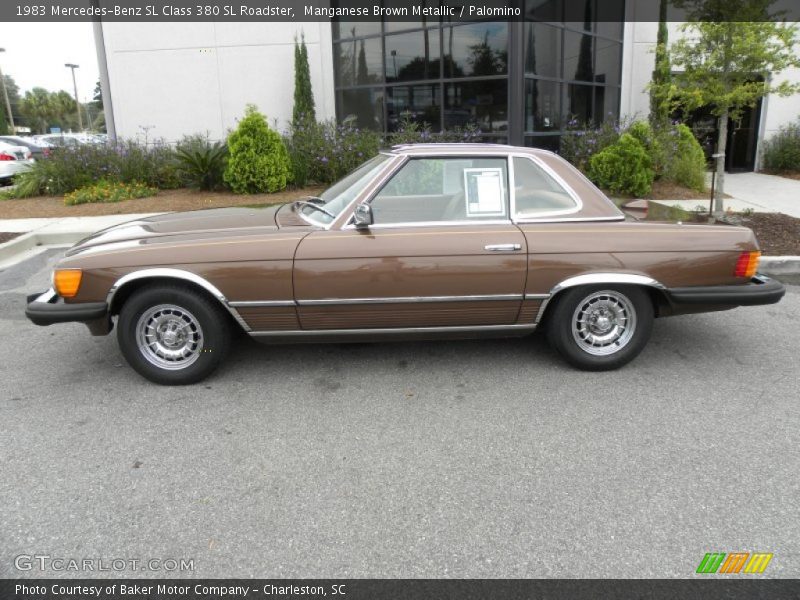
[734,251,761,278]
[0,152,15,161]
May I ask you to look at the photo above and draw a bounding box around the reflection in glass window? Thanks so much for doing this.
[594,38,621,86]
[385,29,441,83]
[565,83,593,123]
[339,88,385,130]
[525,79,561,132]
[564,29,594,83]
[524,23,561,78]
[387,85,441,131]
[445,80,508,133]
[335,38,383,87]
[594,86,619,123]
[371,157,509,224]
[443,23,508,78]
[525,135,561,153]
[513,156,576,217]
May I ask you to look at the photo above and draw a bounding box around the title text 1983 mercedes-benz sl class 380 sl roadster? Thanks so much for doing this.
[26,144,785,385]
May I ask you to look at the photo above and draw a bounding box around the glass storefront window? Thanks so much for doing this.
[524,23,561,78]
[443,23,508,78]
[564,82,593,123]
[525,79,561,132]
[339,88,385,131]
[387,84,442,131]
[335,38,384,87]
[385,29,441,83]
[445,79,508,133]
[594,38,621,86]
[563,29,595,83]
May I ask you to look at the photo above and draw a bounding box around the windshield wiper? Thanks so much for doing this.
[303,196,325,205]
[293,200,336,219]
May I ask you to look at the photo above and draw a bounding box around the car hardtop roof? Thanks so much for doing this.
[386,143,556,157]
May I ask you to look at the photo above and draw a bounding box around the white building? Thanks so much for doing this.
[94,11,800,172]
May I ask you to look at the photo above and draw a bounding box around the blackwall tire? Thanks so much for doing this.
[546,285,654,371]
[117,284,231,385]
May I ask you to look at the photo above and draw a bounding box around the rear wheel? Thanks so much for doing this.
[117,284,231,385]
[546,285,653,371]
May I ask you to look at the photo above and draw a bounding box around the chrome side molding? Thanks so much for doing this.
[249,323,537,338]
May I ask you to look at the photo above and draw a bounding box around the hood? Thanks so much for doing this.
[66,205,288,256]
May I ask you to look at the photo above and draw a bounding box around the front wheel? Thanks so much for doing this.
[546,286,654,371]
[117,284,231,385]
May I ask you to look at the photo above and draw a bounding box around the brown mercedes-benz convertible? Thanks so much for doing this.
[26,144,785,384]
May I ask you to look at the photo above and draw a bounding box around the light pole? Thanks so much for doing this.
[64,63,83,131]
[0,48,15,133]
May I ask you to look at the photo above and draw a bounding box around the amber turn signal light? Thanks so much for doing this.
[53,269,83,298]
[734,251,761,278]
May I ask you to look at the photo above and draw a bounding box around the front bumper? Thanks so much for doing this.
[25,289,111,335]
[667,275,785,307]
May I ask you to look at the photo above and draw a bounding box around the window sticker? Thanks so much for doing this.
[463,168,505,217]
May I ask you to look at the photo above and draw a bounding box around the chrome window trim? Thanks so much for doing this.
[300,153,402,231]
[516,215,626,224]
[508,153,583,221]
[533,273,666,325]
[297,294,523,306]
[249,323,537,337]
[343,219,512,230]
[333,153,408,231]
[106,268,252,332]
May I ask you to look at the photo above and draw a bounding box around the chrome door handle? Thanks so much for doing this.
[484,243,521,252]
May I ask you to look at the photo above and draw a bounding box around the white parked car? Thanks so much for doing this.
[0,141,34,184]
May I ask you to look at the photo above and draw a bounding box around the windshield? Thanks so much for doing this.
[298,154,391,226]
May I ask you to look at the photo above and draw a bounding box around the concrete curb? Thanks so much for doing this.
[760,257,800,285]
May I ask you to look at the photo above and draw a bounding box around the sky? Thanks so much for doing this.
[0,22,100,103]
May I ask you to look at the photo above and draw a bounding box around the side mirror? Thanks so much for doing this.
[353,203,373,229]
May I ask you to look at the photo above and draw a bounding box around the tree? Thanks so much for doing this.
[292,33,315,126]
[649,0,671,126]
[19,87,53,133]
[93,79,103,111]
[657,0,800,215]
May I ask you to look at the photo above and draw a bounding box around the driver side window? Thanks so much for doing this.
[369,157,509,225]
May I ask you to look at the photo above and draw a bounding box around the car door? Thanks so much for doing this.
[293,155,528,330]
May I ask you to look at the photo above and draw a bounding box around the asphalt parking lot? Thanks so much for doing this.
[1,248,798,578]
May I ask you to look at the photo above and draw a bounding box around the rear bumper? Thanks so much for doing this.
[25,289,111,334]
[666,275,786,307]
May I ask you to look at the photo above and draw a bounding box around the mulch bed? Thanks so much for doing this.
[737,213,800,256]
[0,187,325,219]
[0,232,21,244]
[763,170,800,181]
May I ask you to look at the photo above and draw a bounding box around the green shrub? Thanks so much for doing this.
[175,134,228,190]
[12,141,181,197]
[588,133,654,197]
[225,106,292,194]
[559,118,623,173]
[663,124,707,192]
[762,119,800,172]
[628,121,667,179]
[63,180,157,206]
[285,118,381,186]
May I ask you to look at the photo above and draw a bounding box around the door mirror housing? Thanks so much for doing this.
[353,203,373,229]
